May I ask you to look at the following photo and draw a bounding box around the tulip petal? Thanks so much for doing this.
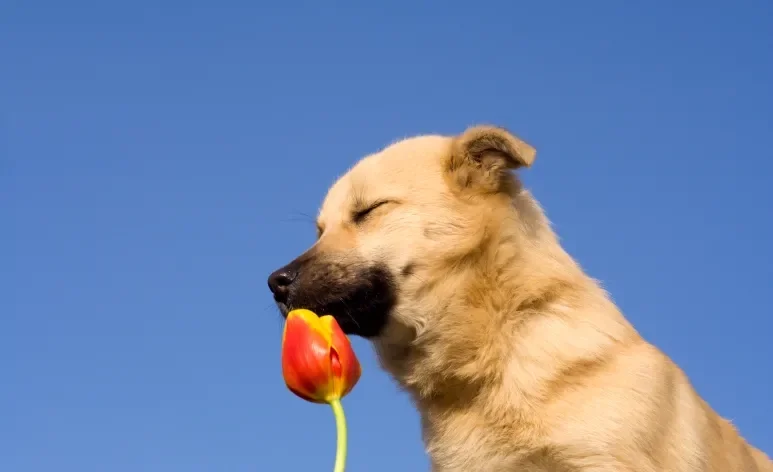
[282,310,334,403]
[320,315,361,400]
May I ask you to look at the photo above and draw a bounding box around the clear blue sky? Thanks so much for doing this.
[3,1,772,471]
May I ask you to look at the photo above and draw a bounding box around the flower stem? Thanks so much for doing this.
[330,398,347,472]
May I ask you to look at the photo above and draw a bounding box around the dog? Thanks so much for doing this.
[268,125,772,471]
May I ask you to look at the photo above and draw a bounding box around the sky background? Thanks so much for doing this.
[3,1,772,471]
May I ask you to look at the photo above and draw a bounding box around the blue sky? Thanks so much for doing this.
[3,1,772,471]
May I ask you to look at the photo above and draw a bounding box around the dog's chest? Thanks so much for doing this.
[428,446,554,472]
[424,424,552,472]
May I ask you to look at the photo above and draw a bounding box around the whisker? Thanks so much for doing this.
[334,295,360,330]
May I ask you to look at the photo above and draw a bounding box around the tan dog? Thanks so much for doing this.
[268,125,772,471]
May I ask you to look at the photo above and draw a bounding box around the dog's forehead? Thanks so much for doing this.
[319,135,452,221]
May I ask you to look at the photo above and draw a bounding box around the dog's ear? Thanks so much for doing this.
[447,125,536,193]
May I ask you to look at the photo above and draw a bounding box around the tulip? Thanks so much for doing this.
[281,309,361,472]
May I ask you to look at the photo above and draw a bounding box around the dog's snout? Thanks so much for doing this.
[268,251,315,306]
[267,267,297,303]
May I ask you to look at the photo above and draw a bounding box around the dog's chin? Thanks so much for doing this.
[278,265,397,339]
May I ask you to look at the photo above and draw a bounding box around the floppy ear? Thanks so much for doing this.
[447,125,536,193]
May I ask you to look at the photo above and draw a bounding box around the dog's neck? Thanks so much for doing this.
[372,191,635,467]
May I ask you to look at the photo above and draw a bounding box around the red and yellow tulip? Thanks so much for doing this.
[281,309,361,403]
[281,309,361,472]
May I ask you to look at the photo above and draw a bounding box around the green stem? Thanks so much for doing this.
[330,399,347,472]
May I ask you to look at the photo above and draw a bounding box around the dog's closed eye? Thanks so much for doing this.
[352,200,392,224]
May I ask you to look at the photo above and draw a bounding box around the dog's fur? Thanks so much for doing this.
[268,125,772,471]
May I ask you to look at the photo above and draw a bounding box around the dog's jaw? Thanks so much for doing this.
[279,263,398,338]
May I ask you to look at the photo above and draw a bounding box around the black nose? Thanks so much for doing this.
[267,267,297,304]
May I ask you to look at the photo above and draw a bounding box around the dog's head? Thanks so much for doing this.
[268,125,536,340]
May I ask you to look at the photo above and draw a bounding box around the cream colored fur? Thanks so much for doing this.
[314,125,772,471]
